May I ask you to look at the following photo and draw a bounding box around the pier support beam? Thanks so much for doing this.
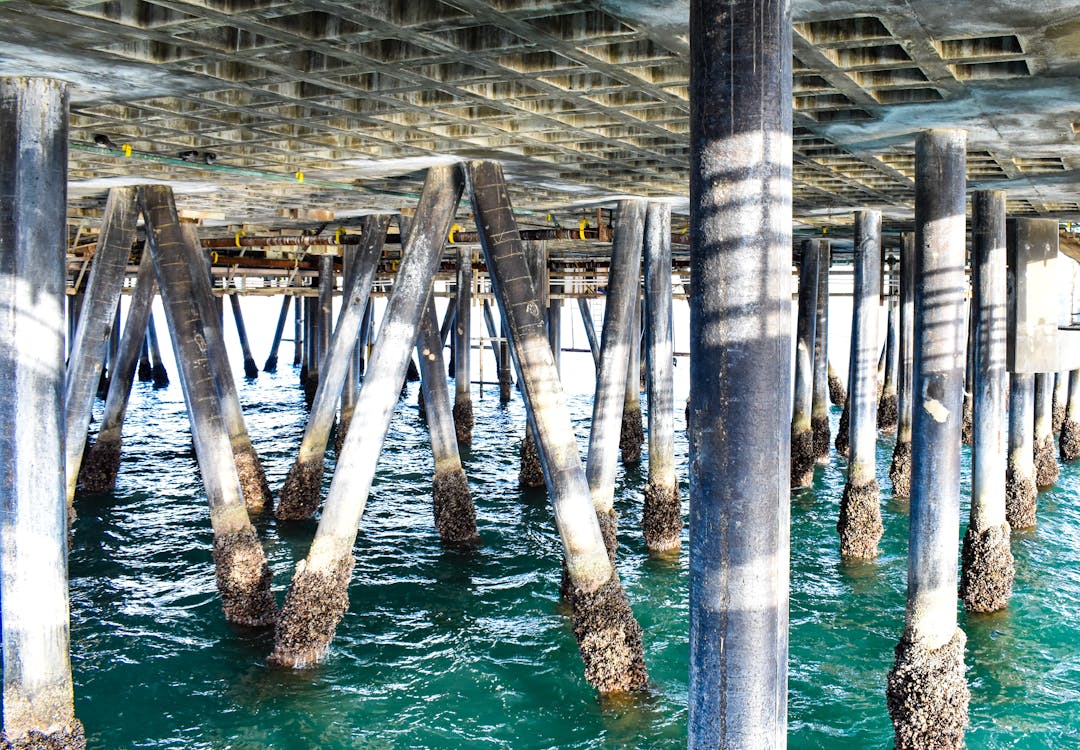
[293,293,303,367]
[960,189,1014,613]
[878,299,899,431]
[78,250,156,494]
[138,336,153,382]
[228,284,259,378]
[828,360,846,407]
[886,129,969,750]
[1052,371,1066,434]
[1060,370,1080,461]
[547,298,563,374]
[418,298,479,545]
[585,199,646,555]
[263,294,291,372]
[688,1,791,743]
[642,202,681,552]
[791,239,820,488]
[453,246,474,445]
[961,302,976,446]
[619,294,644,466]
[270,166,463,668]
[838,210,882,559]
[0,76,86,750]
[146,311,168,387]
[1006,374,1037,529]
[140,185,277,627]
[63,187,139,513]
[180,224,271,515]
[468,160,647,693]
[518,241,548,490]
[277,215,390,521]
[578,297,601,368]
[1033,372,1058,488]
[890,234,916,497]
[337,245,360,455]
[811,241,831,464]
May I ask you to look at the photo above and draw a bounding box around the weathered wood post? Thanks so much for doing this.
[1033,372,1059,488]
[959,189,1014,613]
[78,250,157,494]
[1060,369,1080,461]
[179,223,272,515]
[263,293,292,372]
[139,185,277,627]
[878,297,899,431]
[791,238,820,487]
[228,283,259,378]
[838,210,883,558]
[276,215,391,521]
[619,292,644,465]
[642,202,681,552]
[271,165,464,668]
[886,129,970,750]
[811,240,831,464]
[147,310,169,387]
[63,187,139,514]
[585,199,646,555]
[465,159,647,694]
[498,315,512,402]
[0,75,86,750]
[453,245,474,445]
[890,233,916,497]
[417,297,479,545]
[688,0,792,743]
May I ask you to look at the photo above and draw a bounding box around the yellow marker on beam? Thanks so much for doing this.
[579,218,588,240]
[295,171,304,184]
[448,223,461,244]
[234,230,246,248]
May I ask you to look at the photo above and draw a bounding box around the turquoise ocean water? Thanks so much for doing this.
[68,341,1080,749]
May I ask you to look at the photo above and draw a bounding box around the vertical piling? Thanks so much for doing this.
[828,360,847,407]
[890,233,916,497]
[453,245,474,445]
[547,297,563,373]
[263,293,292,372]
[63,187,140,513]
[518,241,548,490]
[1006,373,1037,528]
[886,129,970,750]
[1033,372,1059,488]
[228,284,259,379]
[959,190,1014,613]
[688,0,792,743]
[147,311,169,387]
[838,210,883,559]
[1052,371,1066,434]
[0,76,86,750]
[417,298,479,545]
[585,199,646,555]
[791,238,820,488]
[466,159,647,694]
[78,250,156,494]
[1060,370,1080,461]
[578,297,601,368]
[619,292,644,465]
[811,240,831,464]
[878,299,899,431]
[961,300,976,446]
[277,215,391,521]
[642,202,681,552]
[293,292,303,367]
[271,166,463,668]
[336,242,360,455]
[498,316,512,403]
[138,335,153,381]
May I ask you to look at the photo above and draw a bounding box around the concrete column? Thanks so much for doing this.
[277,215,391,521]
[139,185,277,628]
[585,199,646,556]
[417,297,479,545]
[578,296,601,368]
[642,202,681,552]
[292,291,303,367]
[271,165,463,669]
[0,76,86,750]
[79,249,156,494]
[961,300,976,445]
[834,385,850,455]
[838,210,883,559]
[828,360,847,407]
[263,293,292,372]
[1060,370,1080,461]
[179,223,272,515]
[101,305,121,398]
[138,335,153,382]
[1006,373,1037,528]
[688,1,792,743]
[1052,371,1066,434]
[518,240,548,490]
[303,255,334,404]
[890,233,916,497]
[467,159,647,693]
[146,311,169,387]
[63,187,139,514]
[791,238,820,488]
[811,240,831,464]
[453,246,474,445]
[498,316,512,403]
[228,284,259,379]
[959,190,1014,613]
[300,293,314,387]
[886,129,969,750]
[547,297,563,373]
[1033,372,1059,488]
[619,291,644,465]
[337,244,360,455]
[878,298,899,431]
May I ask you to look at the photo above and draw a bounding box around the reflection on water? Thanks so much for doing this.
[68,363,1080,749]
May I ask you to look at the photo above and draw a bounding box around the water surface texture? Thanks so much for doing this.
[69,354,1080,748]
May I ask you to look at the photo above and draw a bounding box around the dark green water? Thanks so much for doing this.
[69,365,1080,748]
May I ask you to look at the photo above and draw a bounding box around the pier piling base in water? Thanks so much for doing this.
[270,555,354,668]
[960,523,1014,612]
[568,576,648,694]
[518,430,544,489]
[837,480,883,558]
[828,361,846,407]
[887,629,969,750]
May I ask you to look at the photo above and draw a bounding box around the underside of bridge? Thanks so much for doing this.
[1,0,1078,242]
